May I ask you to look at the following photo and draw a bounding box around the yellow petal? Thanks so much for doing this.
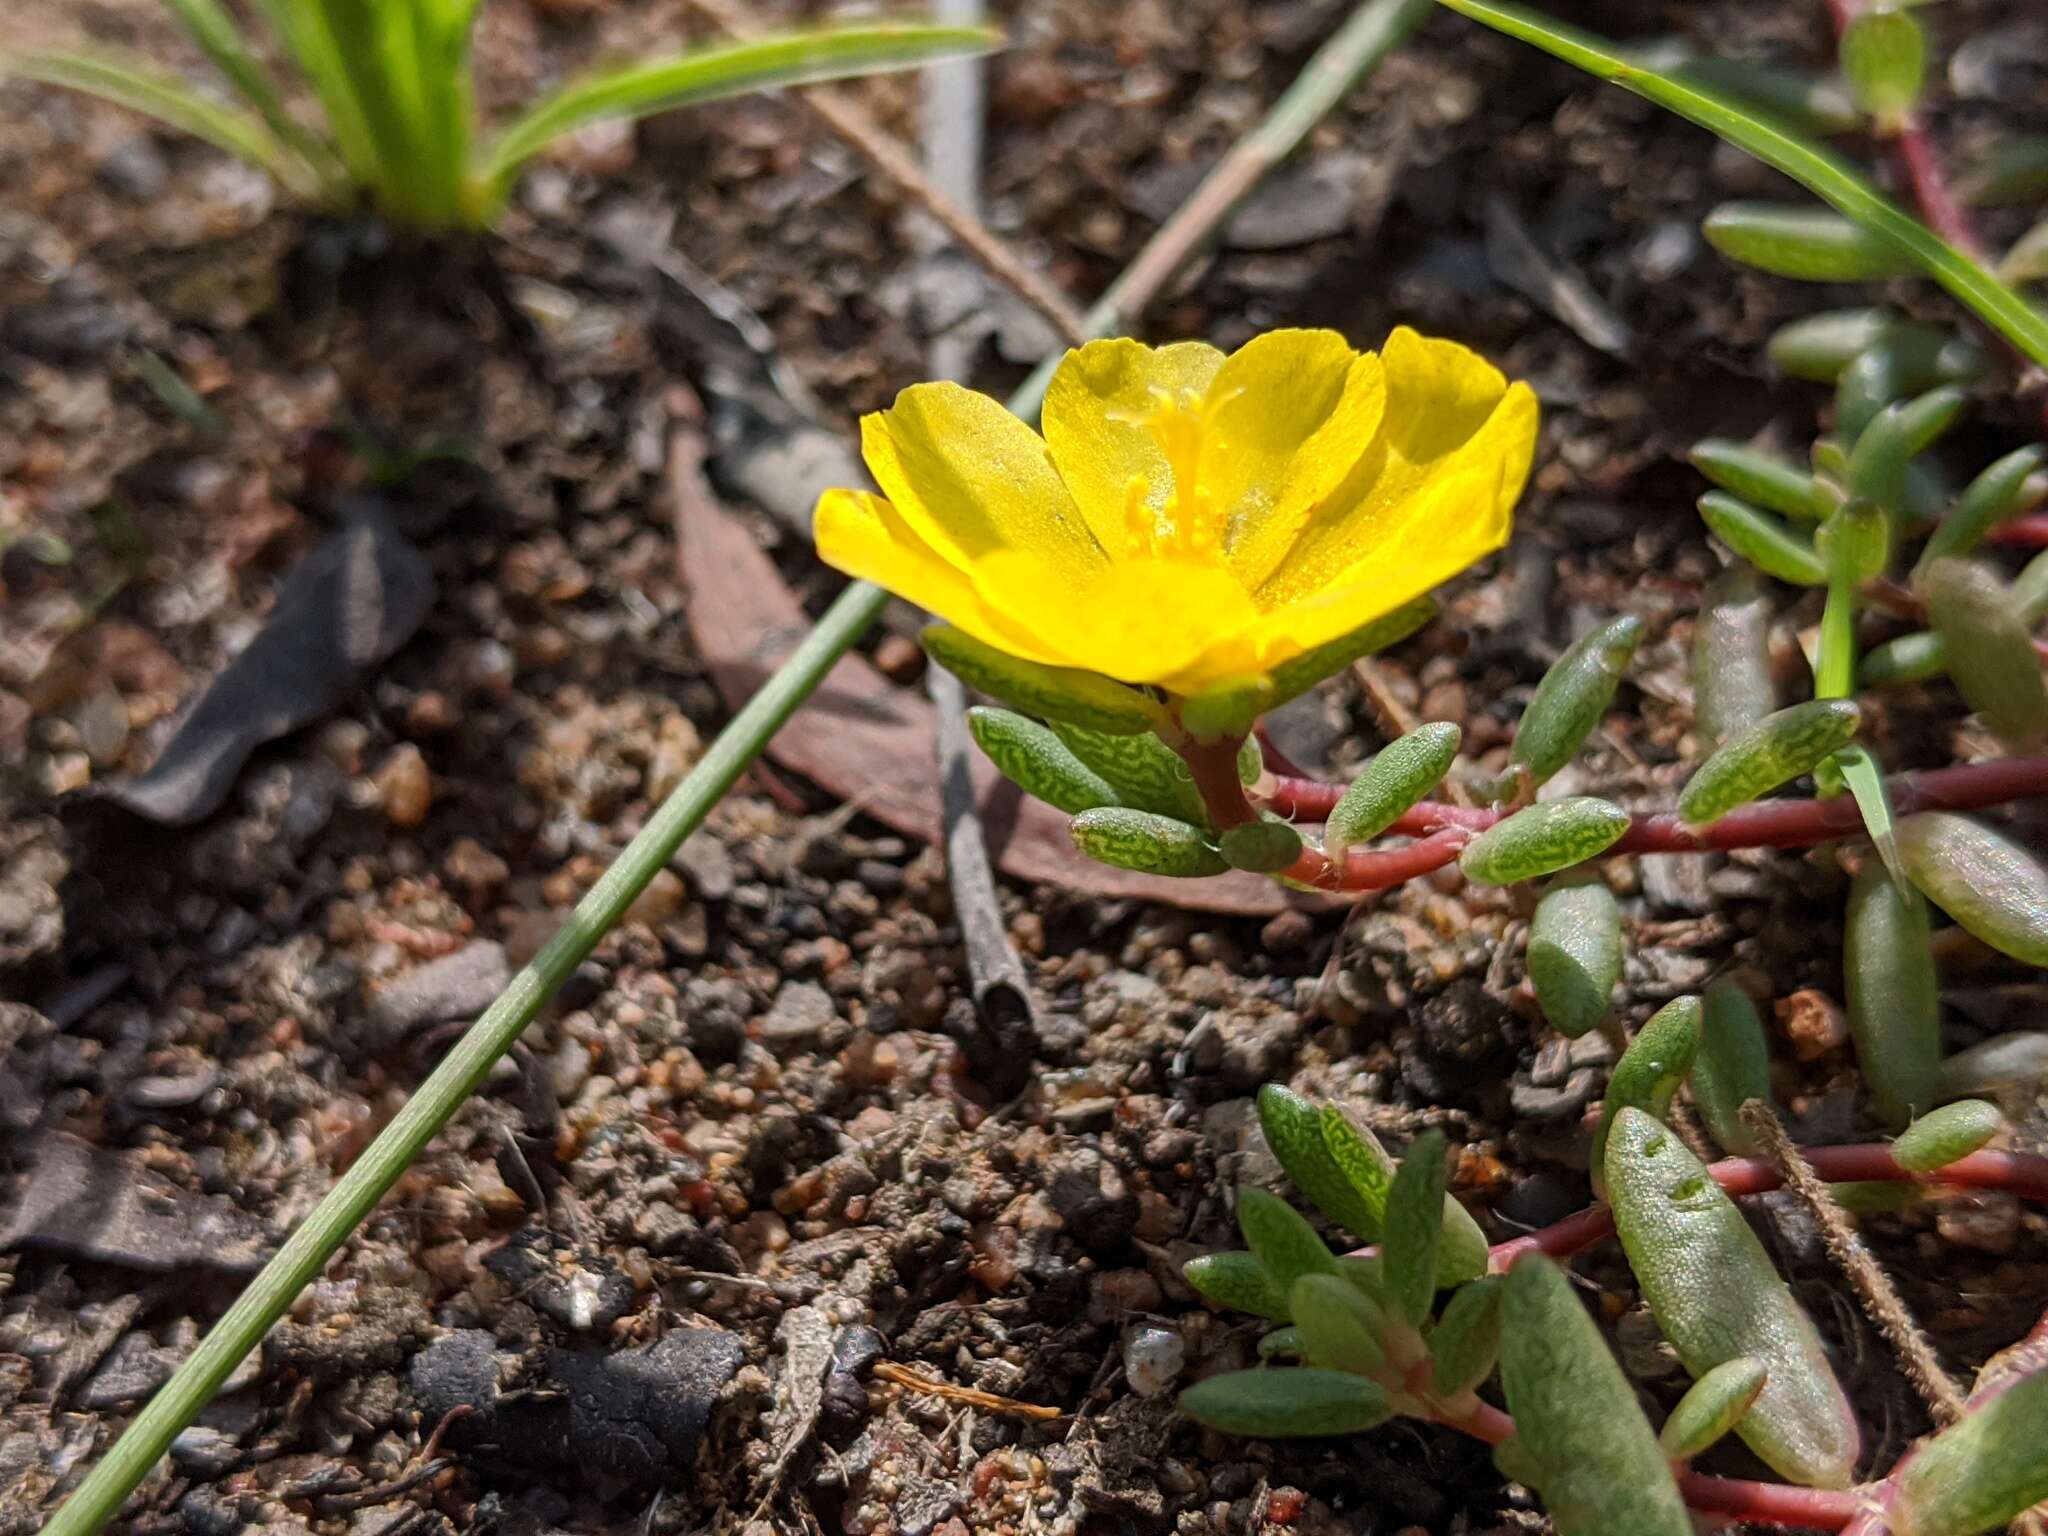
[813,488,1069,667]
[1214,335,1386,586]
[979,552,1262,688]
[1042,337,1224,551]
[861,382,1106,583]
[1256,328,1539,607]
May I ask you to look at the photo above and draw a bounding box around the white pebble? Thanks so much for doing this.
[1122,1324,1185,1398]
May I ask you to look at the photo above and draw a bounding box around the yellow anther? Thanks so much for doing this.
[1120,474,1154,555]
[1107,381,1242,560]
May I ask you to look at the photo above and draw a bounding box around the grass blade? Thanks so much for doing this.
[1432,0,2048,368]
[158,0,343,195]
[1,49,308,194]
[477,25,998,216]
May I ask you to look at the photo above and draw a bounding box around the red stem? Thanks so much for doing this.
[1990,513,2048,550]
[1260,756,2048,878]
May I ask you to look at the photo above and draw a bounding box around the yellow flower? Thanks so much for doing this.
[814,327,1538,698]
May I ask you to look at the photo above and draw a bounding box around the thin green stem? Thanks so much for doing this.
[40,5,1419,1526]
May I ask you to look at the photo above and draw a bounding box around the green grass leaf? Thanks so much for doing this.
[1431,0,2048,369]
[478,25,998,216]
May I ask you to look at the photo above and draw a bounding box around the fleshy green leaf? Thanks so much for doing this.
[1898,812,2048,968]
[1917,445,2047,572]
[1427,0,2048,368]
[1690,439,1832,521]
[923,626,1161,735]
[1528,878,1622,1038]
[1219,819,1303,874]
[1258,1085,1383,1242]
[1939,1031,2048,1101]
[1893,1100,2005,1174]
[1861,629,1948,686]
[1604,1108,1862,1488]
[1590,995,1701,1190]
[1692,566,1777,750]
[1845,387,1968,515]
[1179,598,1436,741]
[1289,1274,1388,1375]
[966,707,1119,815]
[1257,1325,1305,1360]
[1428,1276,1504,1398]
[1384,1129,1445,1328]
[1891,1365,2048,1536]
[1699,492,1828,585]
[1846,860,1943,1130]
[1185,1251,1291,1322]
[1677,699,1861,826]
[1835,745,1906,888]
[1237,1187,1341,1295]
[1511,615,1643,789]
[1177,1367,1392,1438]
[1498,1253,1694,1536]
[1840,7,1925,131]
[1918,558,2048,752]
[1069,808,1226,878]
[1049,722,1208,824]
[1766,308,1932,382]
[1325,722,1461,857]
[1460,797,1632,886]
[1690,979,1774,1156]
[1705,200,1918,280]
[1659,1357,1768,1460]
[1316,1107,1488,1286]
[478,25,997,212]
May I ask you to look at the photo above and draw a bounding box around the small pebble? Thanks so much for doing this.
[1121,1323,1185,1398]
[1775,988,1848,1062]
[374,744,432,827]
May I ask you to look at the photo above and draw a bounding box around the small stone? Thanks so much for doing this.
[442,837,509,900]
[1776,988,1849,1062]
[759,981,835,1044]
[169,1426,241,1477]
[99,138,169,200]
[366,941,509,1043]
[625,869,685,927]
[671,833,735,901]
[75,1330,178,1409]
[1259,910,1314,955]
[373,744,432,827]
[875,633,926,684]
[1936,1192,2019,1254]
[1122,1324,1184,1398]
[75,689,130,768]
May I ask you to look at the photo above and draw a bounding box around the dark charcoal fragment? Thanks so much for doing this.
[482,1226,634,1333]
[107,514,433,825]
[0,1134,274,1272]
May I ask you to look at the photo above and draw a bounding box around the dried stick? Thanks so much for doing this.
[1740,1100,1969,1424]
[680,0,1088,345]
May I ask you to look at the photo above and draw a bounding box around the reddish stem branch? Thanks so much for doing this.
[1991,513,2048,550]
[1259,756,2048,883]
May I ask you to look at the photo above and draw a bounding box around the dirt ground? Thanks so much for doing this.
[3,0,2047,1532]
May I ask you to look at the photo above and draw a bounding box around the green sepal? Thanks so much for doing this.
[1691,979,1774,1156]
[1699,492,1827,585]
[1428,1275,1504,1398]
[1528,878,1622,1039]
[1692,566,1777,750]
[1236,1186,1340,1295]
[1069,807,1226,877]
[1659,1357,1768,1460]
[1918,558,2048,752]
[1845,385,1968,514]
[1049,722,1208,824]
[965,707,1120,815]
[1498,1252,1694,1536]
[1841,7,1925,131]
[1459,797,1632,886]
[1816,498,1891,587]
[1677,699,1861,826]
[1899,812,2048,969]
[1325,722,1461,856]
[1183,1250,1291,1322]
[1384,1129,1445,1328]
[1289,1274,1388,1375]
[1893,1100,2005,1174]
[1512,615,1643,789]
[1178,597,1435,740]
[1891,1365,2048,1536]
[1846,861,1943,1131]
[922,625,1160,734]
[1689,440,1831,520]
[1177,1367,1392,1439]
[1590,995,1701,1192]
[1220,818,1303,874]
[1703,201,1917,281]
[1238,733,1263,785]
[1603,1108,1862,1489]
[1917,445,2047,572]
[1257,1085,1384,1242]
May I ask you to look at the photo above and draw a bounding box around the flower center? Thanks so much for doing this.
[1108,384,1239,560]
